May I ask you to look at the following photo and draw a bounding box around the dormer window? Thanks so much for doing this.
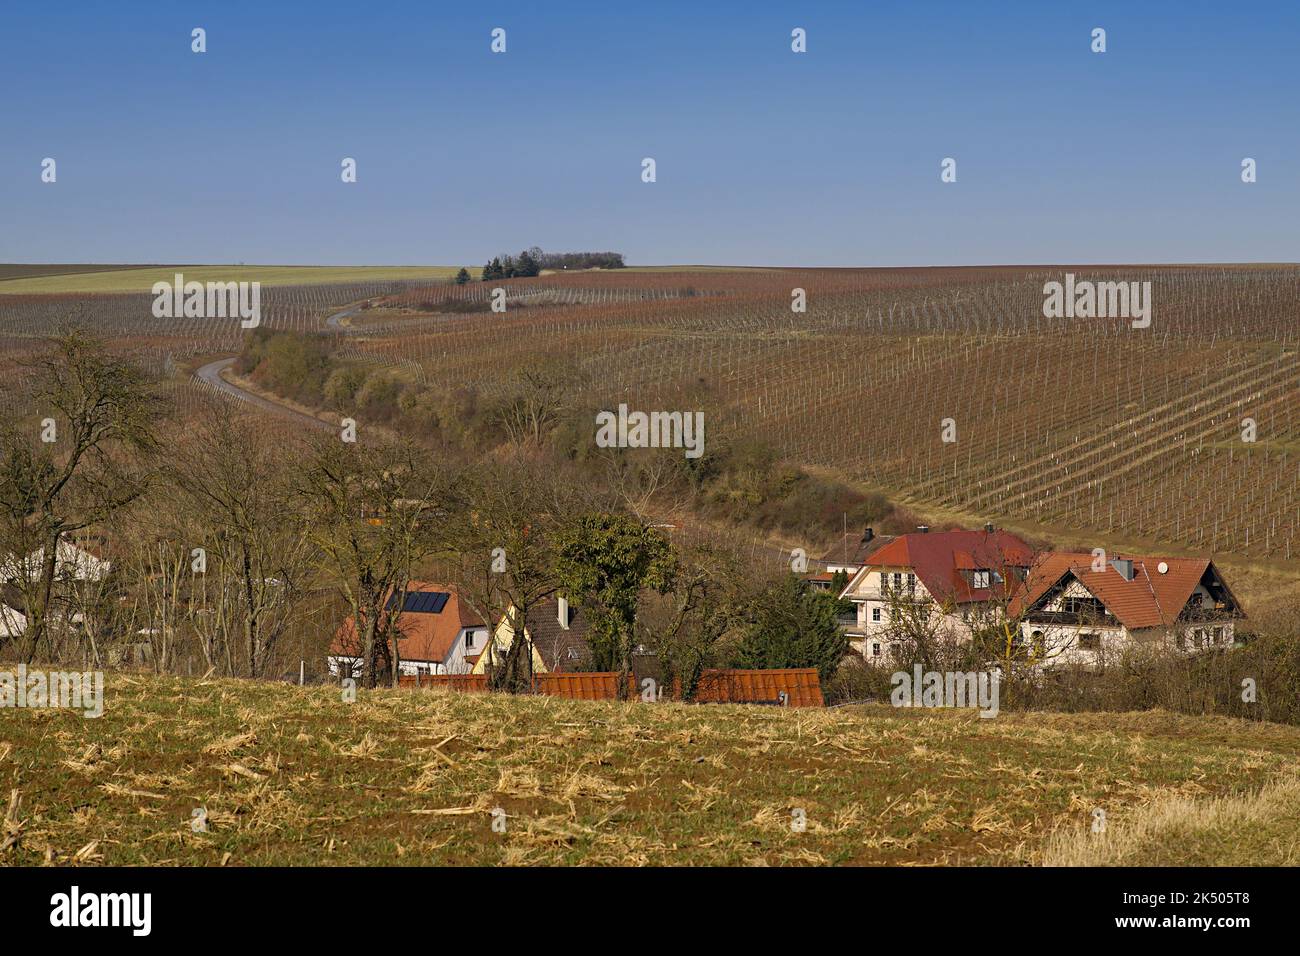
[972,570,991,589]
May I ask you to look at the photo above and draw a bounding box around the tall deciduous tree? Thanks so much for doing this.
[168,403,313,678]
[445,457,585,692]
[555,513,676,696]
[300,436,446,688]
[0,331,160,663]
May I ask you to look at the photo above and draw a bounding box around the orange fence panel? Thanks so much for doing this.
[398,668,823,707]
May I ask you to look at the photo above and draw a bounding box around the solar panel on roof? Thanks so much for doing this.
[391,590,450,614]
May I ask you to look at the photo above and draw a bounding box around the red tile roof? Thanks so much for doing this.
[1008,552,1236,629]
[860,529,1034,604]
[331,581,486,665]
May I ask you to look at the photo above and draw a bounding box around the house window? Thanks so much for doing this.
[1193,629,1205,649]
[972,570,990,589]
[892,572,903,590]
[1078,633,1100,652]
[907,573,916,590]
[465,632,474,649]
[1062,596,1107,619]
[1212,627,1223,644]
[871,643,881,657]
[871,607,881,623]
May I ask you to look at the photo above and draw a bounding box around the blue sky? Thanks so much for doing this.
[1,1,1296,266]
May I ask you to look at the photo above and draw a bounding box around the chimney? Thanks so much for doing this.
[861,527,874,544]
[1110,558,1135,581]
[916,525,930,534]
[557,595,570,629]
[984,522,994,533]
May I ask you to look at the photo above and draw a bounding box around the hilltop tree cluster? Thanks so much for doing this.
[481,247,625,280]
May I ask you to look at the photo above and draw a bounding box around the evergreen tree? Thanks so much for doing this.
[733,574,848,681]
[515,249,540,277]
[454,267,471,285]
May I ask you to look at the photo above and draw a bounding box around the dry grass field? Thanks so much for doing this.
[3,671,1299,866]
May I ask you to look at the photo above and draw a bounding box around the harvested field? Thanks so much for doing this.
[2,671,1298,866]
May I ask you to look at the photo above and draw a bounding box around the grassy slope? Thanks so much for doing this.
[1043,775,1300,866]
[0,265,468,294]
[3,672,1299,866]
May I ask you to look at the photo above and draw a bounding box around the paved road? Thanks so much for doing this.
[191,302,362,432]
[325,304,362,331]
[193,357,334,431]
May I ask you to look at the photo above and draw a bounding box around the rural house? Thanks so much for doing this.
[0,536,112,640]
[471,595,592,675]
[838,525,1035,661]
[819,526,889,578]
[1008,552,1246,666]
[328,582,489,678]
[806,527,891,608]
[0,536,111,586]
[0,598,26,640]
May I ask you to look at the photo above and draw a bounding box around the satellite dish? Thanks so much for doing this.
[1157,561,1169,574]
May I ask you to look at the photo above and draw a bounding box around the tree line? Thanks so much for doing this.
[477,247,626,282]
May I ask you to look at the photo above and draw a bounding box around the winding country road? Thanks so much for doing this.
[324,304,362,331]
[191,302,365,431]
[193,356,334,431]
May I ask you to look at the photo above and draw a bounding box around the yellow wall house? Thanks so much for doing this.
[470,596,589,675]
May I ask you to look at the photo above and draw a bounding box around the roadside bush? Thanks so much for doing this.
[353,370,402,421]
[323,365,367,410]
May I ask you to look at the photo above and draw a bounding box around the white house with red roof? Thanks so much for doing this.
[327,582,490,678]
[838,524,1246,668]
[838,525,1034,661]
[1007,552,1245,667]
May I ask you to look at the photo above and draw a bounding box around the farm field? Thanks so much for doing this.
[302,265,1300,564]
[3,671,1298,866]
[2,264,1297,568]
[0,264,467,295]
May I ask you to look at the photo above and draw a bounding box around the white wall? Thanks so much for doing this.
[443,627,490,673]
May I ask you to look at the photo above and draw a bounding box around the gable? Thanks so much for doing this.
[331,582,486,664]
[1013,552,1238,629]
[857,528,1033,605]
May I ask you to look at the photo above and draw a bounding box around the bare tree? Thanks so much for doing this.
[495,365,571,448]
[0,331,160,663]
[167,404,313,678]
[444,456,586,692]
[300,436,447,688]
[640,542,739,701]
